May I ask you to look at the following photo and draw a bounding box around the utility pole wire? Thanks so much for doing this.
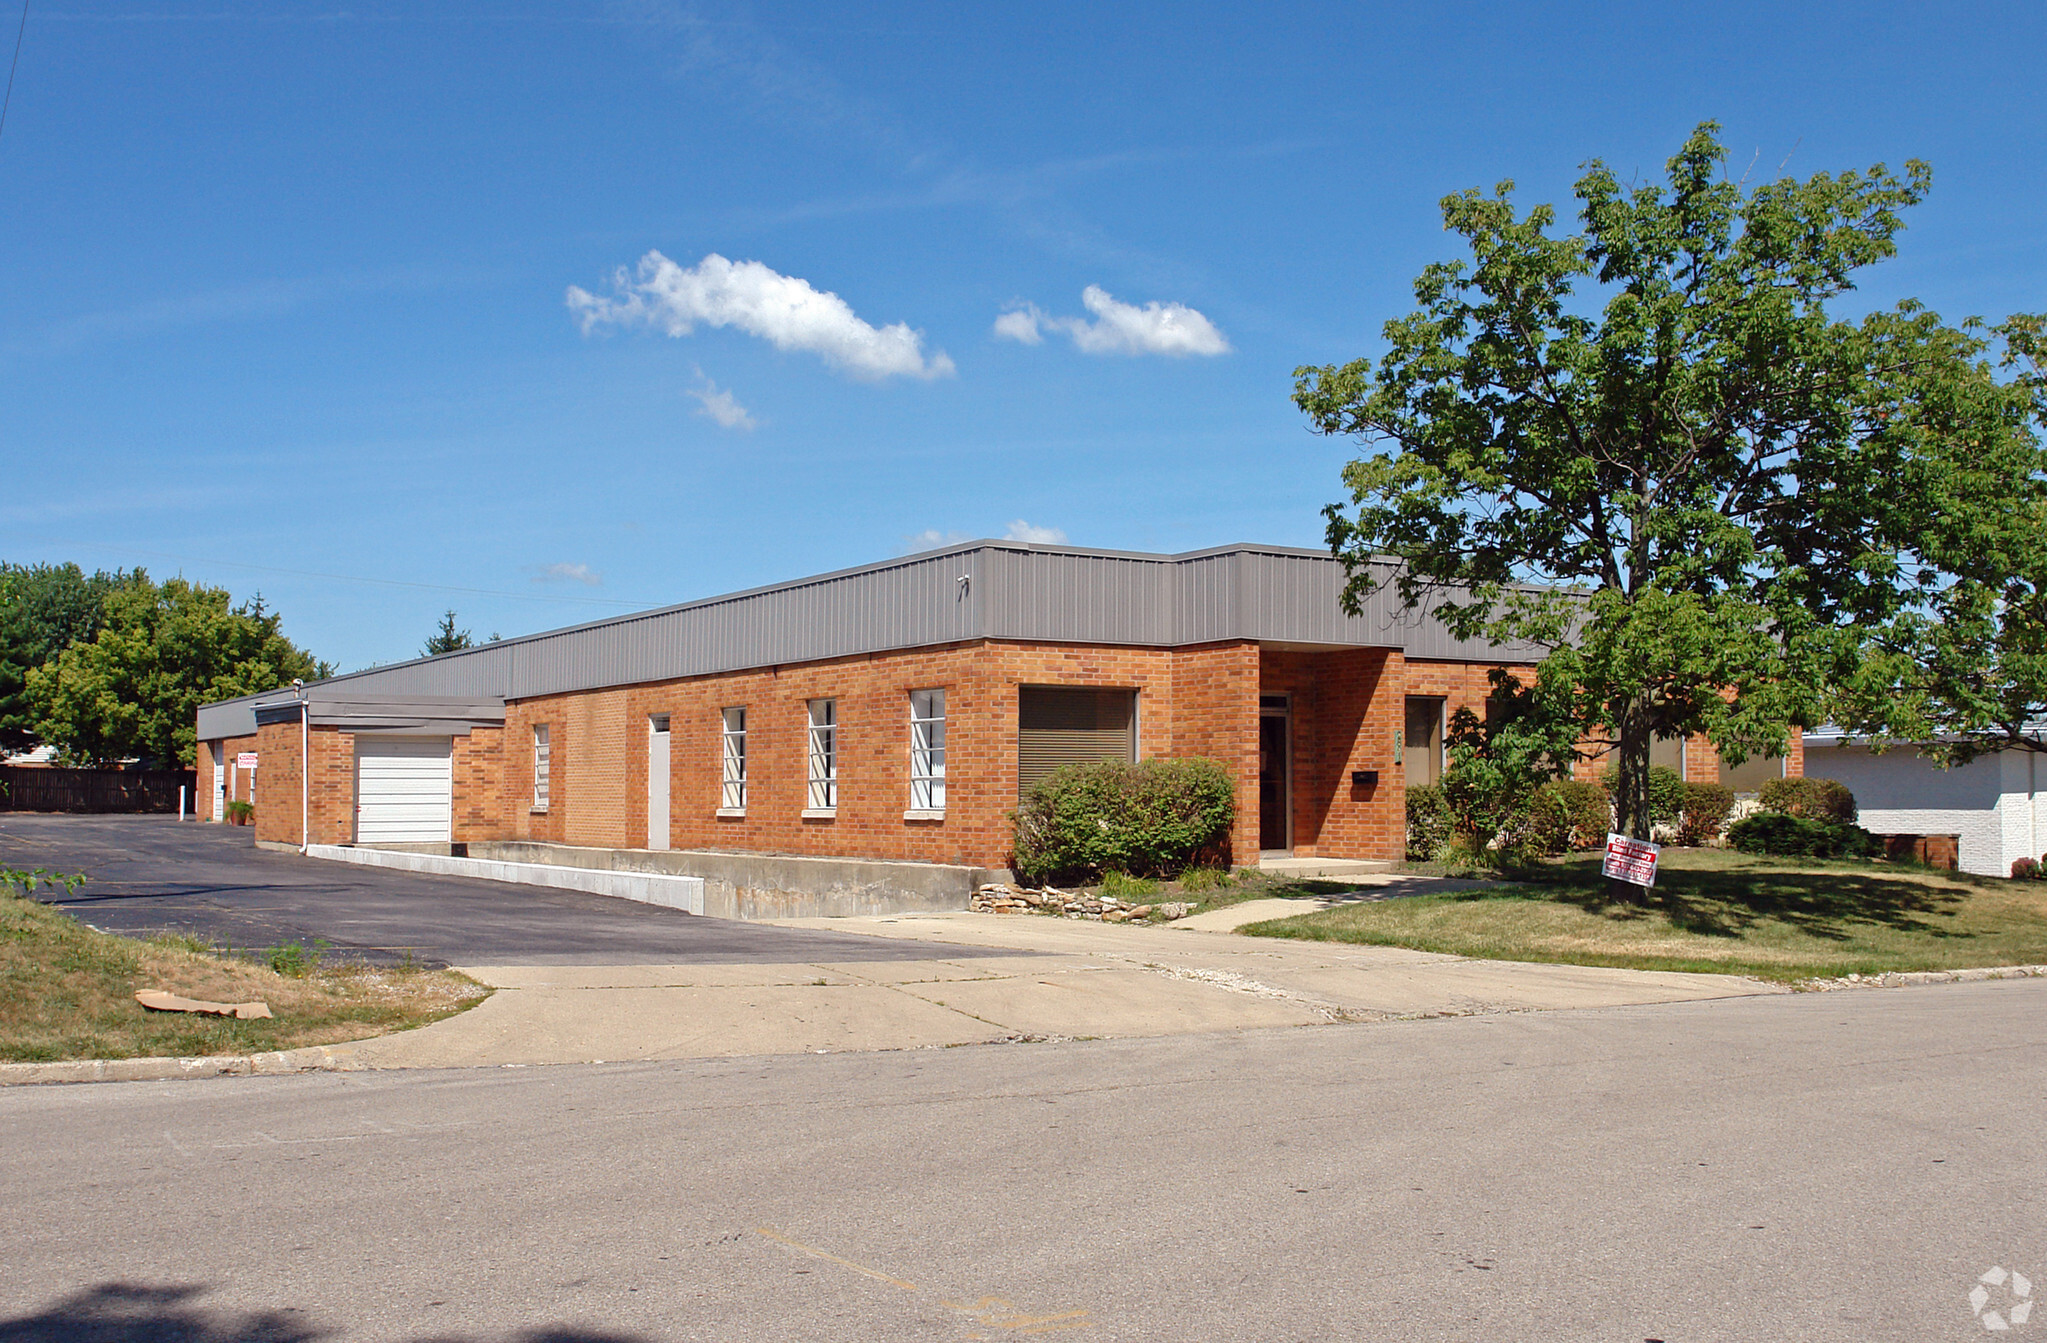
[0,0,26,149]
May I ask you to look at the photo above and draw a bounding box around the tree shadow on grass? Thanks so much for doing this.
[1485,855,1974,943]
[0,1283,651,1343]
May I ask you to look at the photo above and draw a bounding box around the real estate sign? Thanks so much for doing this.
[235,752,258,770]
[1602,832,1660,888]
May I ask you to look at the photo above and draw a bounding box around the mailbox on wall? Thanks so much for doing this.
[1351,769,1379,788]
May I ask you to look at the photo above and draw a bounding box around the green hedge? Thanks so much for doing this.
[1522,779,1611,855]
[1011,757,1235,882]
[1676,783,1736,846]
[1727,811,1878,859]
[1406,783,1452,861]
[1600,764,1686,826]
[1757,777,1857,825]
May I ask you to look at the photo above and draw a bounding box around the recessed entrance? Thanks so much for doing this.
[1259,697,1290,854]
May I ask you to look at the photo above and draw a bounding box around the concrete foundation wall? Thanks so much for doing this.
[467,840,1005,921]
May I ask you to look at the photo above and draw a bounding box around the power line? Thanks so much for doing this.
[12,539,657,609]
[0,0,25,150]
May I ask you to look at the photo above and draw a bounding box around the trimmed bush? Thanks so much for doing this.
[1757,776,1857,825]
[1676,783,1736,846]
[1522,779,1611,856]
[1599,764,1685,827]
[2013,857,2040,880]
[1727,811,1879,859]
[1405,783,1452,862]
[1011,757,1234,882]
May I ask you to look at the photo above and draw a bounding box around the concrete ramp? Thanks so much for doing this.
[304,844,706,915]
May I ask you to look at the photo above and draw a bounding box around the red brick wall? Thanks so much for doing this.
[197,733,260,821]
[1260,647,1404,860]
[491,639,1269,869]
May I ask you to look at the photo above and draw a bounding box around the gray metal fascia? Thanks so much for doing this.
[193,540,1556,727]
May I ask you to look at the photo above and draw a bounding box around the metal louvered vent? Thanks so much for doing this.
[1017,687,1136,799]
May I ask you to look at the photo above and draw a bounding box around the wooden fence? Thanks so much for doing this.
[0,767,199,814]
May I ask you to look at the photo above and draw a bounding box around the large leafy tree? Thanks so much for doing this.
[1295,123,2045,846]
[27,576,329,768]
[0,563,143,752]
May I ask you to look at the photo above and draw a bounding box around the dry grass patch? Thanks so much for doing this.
[1,891,488,1063]
[1239,848,2047,982]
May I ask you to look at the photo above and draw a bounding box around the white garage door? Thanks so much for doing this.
[355,736,453,844]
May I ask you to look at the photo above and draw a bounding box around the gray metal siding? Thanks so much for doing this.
[196,542,1551,731]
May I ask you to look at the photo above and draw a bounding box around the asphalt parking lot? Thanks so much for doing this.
[0,814,1008,967]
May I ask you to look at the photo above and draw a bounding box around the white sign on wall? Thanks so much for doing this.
[235,752,259,770]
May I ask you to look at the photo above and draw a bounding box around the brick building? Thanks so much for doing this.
[194,541,1797,879]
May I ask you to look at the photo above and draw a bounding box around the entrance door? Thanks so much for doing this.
[210,744,225,821]
[647,715,671,850]
[1259,710,1290,853]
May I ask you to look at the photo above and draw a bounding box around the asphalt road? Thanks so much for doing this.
[0,815,1007,966]
[4,980,2043,1342]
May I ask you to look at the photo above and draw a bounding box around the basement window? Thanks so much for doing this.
[909,689,946,816]
[806,699,837,813]
[719,707,747,814]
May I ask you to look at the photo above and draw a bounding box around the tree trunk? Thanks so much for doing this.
[1608,694,1654,903]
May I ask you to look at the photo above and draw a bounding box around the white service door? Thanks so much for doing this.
[210,744,226,821]
[647,718,671,850]
[355,736,453,844]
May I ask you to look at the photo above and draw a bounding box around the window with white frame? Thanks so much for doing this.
[532,724,551,810]
[806,699,837,811]
[720,707,747,810]
[910,689,946,810]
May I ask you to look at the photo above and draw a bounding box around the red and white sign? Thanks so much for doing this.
[235,752,259,770]
[1602,833,1661,888]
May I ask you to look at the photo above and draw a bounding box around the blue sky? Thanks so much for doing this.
[2,1,2042,672]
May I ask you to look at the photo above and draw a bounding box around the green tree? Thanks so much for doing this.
[27,576,328,768]
[0,563,143,752]
[1435,670,1584,863]
[1294,123,2044,864]
[1836,314,2047,764]
[423,610,473,657]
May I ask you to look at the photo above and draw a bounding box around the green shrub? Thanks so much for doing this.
[1599,764,1685,827]
[1521,780,1611,856]
[1727,812,1878,859]
[1676,783,1736,846]
[1405,783,1452,862]
[1011,757,1235,882]
[225,799,255,823]
[1757,776,1857,824]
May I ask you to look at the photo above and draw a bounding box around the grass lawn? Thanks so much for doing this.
[1238,847,2047,982]
[1,890,489,1063]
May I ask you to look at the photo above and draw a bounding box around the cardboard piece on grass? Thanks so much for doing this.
[135,989,274,1020]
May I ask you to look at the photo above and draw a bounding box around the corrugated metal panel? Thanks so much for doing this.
[194,542,1558,729]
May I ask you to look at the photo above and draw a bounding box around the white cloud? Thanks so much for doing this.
[687,370,756,430]
[993,285,1229,358]
[901,528,972,554]
[991,307,1044,345]
[1003,520,1068,545]
[568,250,954,382]
[536,562,601,587]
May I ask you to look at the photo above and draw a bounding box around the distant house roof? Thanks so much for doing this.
[197,540,1539,739]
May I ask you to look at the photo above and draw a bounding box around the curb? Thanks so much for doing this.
[1798,964,2047,992]
[0,1044,360,1087]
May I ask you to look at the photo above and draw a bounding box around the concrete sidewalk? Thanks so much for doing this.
[323,911,1783,1070]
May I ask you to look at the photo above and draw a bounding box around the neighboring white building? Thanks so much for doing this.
[1803,729,2047,877]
